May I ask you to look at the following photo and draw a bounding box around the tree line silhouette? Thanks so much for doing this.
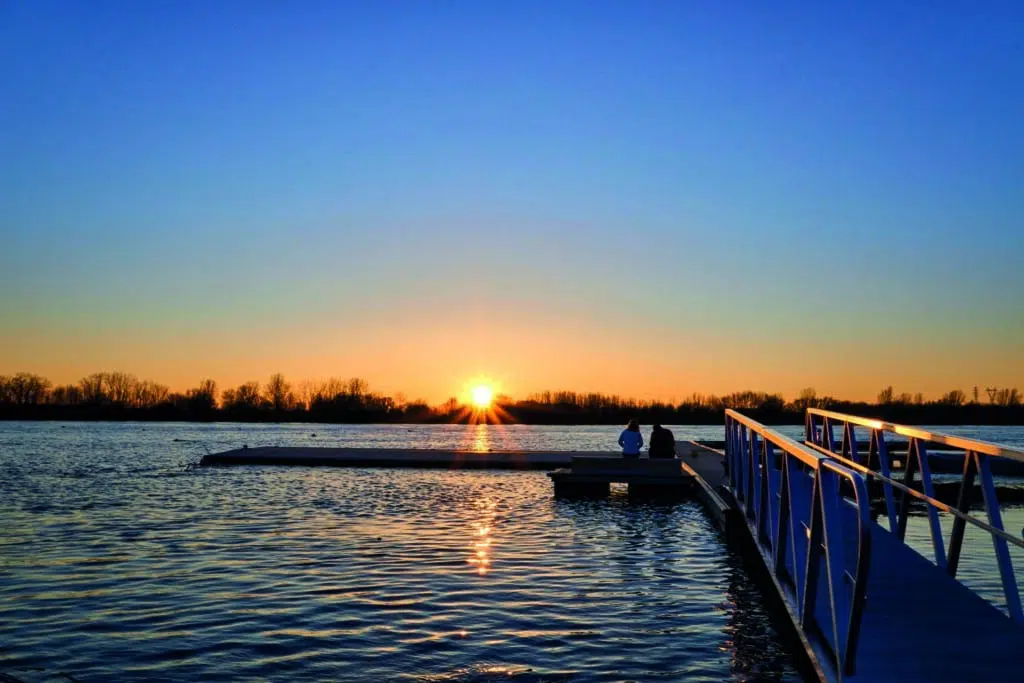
[0,371,1021,425]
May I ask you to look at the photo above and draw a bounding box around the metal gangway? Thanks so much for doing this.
[724,408,1024,682]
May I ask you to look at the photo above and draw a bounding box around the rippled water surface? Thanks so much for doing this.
[1,422,808,682]
[4,422,1024,682]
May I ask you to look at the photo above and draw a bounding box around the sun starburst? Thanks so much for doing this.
[471,384,494,408]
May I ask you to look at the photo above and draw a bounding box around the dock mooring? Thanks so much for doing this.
[547,441,726,495]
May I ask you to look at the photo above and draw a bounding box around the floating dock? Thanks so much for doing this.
[199,441,720,470]
[544,444,732,522]
[201,446,576,469]
[549,456,691,497]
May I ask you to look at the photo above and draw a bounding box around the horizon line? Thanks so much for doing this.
[1,370,1019,408]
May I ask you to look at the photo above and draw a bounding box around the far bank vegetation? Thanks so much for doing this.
[0,372,1020,425]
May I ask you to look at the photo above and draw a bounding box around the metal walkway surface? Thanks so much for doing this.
[723,409,1024,682]
[853,520,1024,681]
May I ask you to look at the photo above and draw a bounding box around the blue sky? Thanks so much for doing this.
[2,1,1022,401]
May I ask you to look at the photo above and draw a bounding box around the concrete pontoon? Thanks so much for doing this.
[201,446,575,469]
[200,441,724,471]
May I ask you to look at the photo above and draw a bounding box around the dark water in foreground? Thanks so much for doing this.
[1,423,805,682]
[3,422,1023,681]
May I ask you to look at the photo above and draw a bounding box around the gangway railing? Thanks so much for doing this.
[725,409,872,678]
[804,408,1024,621]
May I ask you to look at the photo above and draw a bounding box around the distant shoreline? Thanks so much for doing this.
[3,372,1022,426]
[2,405,1023,427]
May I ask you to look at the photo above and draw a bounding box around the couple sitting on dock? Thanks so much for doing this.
[618,420,675,459]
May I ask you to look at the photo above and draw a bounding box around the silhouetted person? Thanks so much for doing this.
[649,424,676,459]
[618,419,643,458]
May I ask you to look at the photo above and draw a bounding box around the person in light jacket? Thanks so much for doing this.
[618,419,644,458]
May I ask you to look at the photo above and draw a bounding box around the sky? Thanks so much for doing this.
[2,1,1022,404]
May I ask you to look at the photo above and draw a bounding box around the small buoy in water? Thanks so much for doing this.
[311,433,317,437]
[242,444,248,449]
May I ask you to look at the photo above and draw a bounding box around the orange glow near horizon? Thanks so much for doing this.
[2,311,1021,405]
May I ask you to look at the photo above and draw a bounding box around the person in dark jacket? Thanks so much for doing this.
[648,424,676,459]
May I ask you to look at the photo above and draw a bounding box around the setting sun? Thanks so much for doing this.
[471,385,494,408]
[451,378,508,424]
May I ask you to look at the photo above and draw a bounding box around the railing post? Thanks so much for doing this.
[896,439,919,541]
[947,451,978,578]
[725,416,735,489]
[737,424,749,505]
[843,422,859,467]
[774,450,791,581]
[749,432,761,523]
[911,439,947,569]
[817,466,848,672]
[800,472,823,630]
[823,417,836,453]
[839,468,872,676]
[872,429,898,534]
[787,454,809,608]
[730,417,740,489]
[976,453,1024,621]
[764,441,782,551]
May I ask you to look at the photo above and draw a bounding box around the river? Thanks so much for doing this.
[2,422,1022,682]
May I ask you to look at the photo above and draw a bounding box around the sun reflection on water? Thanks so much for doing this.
[469,423,490,453]
[467,497,498,576]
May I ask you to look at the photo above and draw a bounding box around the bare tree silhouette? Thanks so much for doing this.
[265,373,294,412]
[1,370,1021,425]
